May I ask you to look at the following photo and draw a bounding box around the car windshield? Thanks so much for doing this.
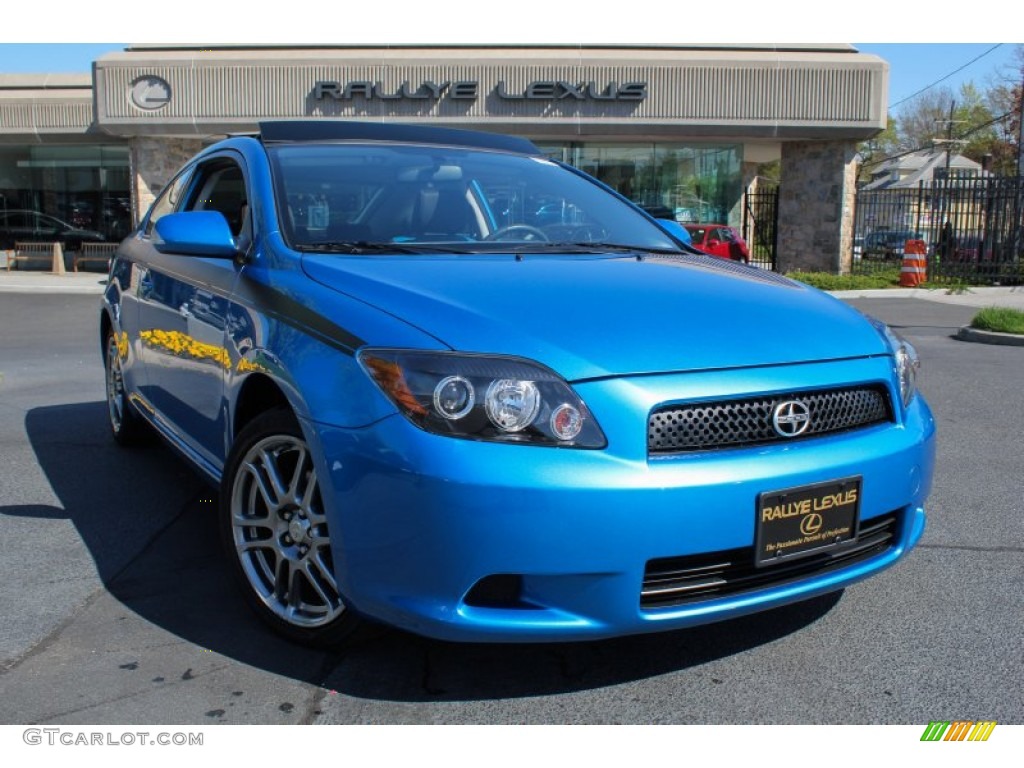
[267,143,679,253]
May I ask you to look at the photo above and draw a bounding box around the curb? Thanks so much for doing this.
[0,277,106,295]
[828,286,1024,299]
[0,285,106,295]
[955,326,1024,347]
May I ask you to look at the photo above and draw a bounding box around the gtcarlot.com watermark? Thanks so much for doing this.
[23,728,203,747]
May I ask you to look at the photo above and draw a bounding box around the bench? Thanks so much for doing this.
[7,242,65,274]
[74,242,119,273]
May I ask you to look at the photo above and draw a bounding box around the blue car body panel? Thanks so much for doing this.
[300,253,889,380]
[307,359,934,641]
[100,125,936,644]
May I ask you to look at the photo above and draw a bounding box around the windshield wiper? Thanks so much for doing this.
[296,241,476,255]
[497,241,688,255]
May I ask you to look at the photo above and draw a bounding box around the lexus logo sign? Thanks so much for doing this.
[772,400,811,438]
[130,76,172,111]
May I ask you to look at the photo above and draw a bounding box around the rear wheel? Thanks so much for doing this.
[104,331,148,446]
[220,408,361,647]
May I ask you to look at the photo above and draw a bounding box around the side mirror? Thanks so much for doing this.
[654,219,693,247]
[154,211,238,258]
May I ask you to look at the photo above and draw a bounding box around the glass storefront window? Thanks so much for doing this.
[0,144,131,249]
[534,141,742,226]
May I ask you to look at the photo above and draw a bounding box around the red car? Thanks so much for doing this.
[684,224,750,263]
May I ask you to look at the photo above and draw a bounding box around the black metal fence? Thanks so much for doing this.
[853,174,1024,286]
[743,183,779,270]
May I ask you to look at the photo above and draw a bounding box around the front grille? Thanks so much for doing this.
[640,512,899,609]
[648,385,892,454]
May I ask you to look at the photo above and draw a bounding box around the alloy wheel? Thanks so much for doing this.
[229,433,344,628]
[105,335,126,434]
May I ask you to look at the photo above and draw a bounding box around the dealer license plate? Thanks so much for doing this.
[755,477,861,567]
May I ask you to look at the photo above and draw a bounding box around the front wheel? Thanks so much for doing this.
[220,408,361,647]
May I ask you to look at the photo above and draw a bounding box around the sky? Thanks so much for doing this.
[854,43,1020,111]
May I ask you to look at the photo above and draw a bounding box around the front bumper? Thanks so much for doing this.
[307,356,936,642]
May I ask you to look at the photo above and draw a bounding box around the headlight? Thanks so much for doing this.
[868,318,920,408]
[358,349,607,448]
[894,340,920,408]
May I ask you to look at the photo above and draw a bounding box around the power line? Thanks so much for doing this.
[862,111,1014,169]
[956,111,1015,139]
[888,44,1004,111]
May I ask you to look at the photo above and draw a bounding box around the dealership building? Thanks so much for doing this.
[0,44,888,271]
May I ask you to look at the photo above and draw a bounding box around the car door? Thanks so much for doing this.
[136,154,248,471]
[718,227,744,261]
[710,227,734,259]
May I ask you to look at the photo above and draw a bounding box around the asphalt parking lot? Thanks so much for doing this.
[0,289,1021,725]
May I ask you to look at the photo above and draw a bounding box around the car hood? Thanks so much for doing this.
[302,252,889,381]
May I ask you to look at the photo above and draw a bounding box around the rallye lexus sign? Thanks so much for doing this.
[312,80,648,102]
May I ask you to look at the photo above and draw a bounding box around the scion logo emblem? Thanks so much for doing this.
[772,400,811,437]
[800,513,823,536]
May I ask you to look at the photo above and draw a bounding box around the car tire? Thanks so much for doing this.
[104,330,149,446]
[220,407,362,648]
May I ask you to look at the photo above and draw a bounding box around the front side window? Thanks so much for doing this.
[144,169,193,237]
[268,144,679,253]
[185,163,248,235]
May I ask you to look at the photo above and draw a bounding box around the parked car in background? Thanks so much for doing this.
[862,230,924,261]
[0,210,105,251]
[932,234,1012,264]
[101,121,935,648]
[684,224,750,263]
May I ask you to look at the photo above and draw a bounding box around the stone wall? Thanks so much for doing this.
[777,140,859,273]
[129,137,203,224]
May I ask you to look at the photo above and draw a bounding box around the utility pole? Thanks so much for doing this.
[1018,74,1024,177]
[933,100,965,174]
[932,101,966,246]
[945,100,956,173]
[1015,72,1024,262]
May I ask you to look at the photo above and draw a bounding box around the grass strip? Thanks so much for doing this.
[970,306,1024,335]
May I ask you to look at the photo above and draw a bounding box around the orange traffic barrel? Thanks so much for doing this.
[899,239,927,287]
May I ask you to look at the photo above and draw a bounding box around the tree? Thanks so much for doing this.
[982,44,1024,175]
[851,45,1024,180]
[862,76,1015,178]
[857,115,899,183]
[895,86,959,151]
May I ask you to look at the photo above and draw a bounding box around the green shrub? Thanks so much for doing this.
[970,306,1024,335]
[786,269,901,291]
